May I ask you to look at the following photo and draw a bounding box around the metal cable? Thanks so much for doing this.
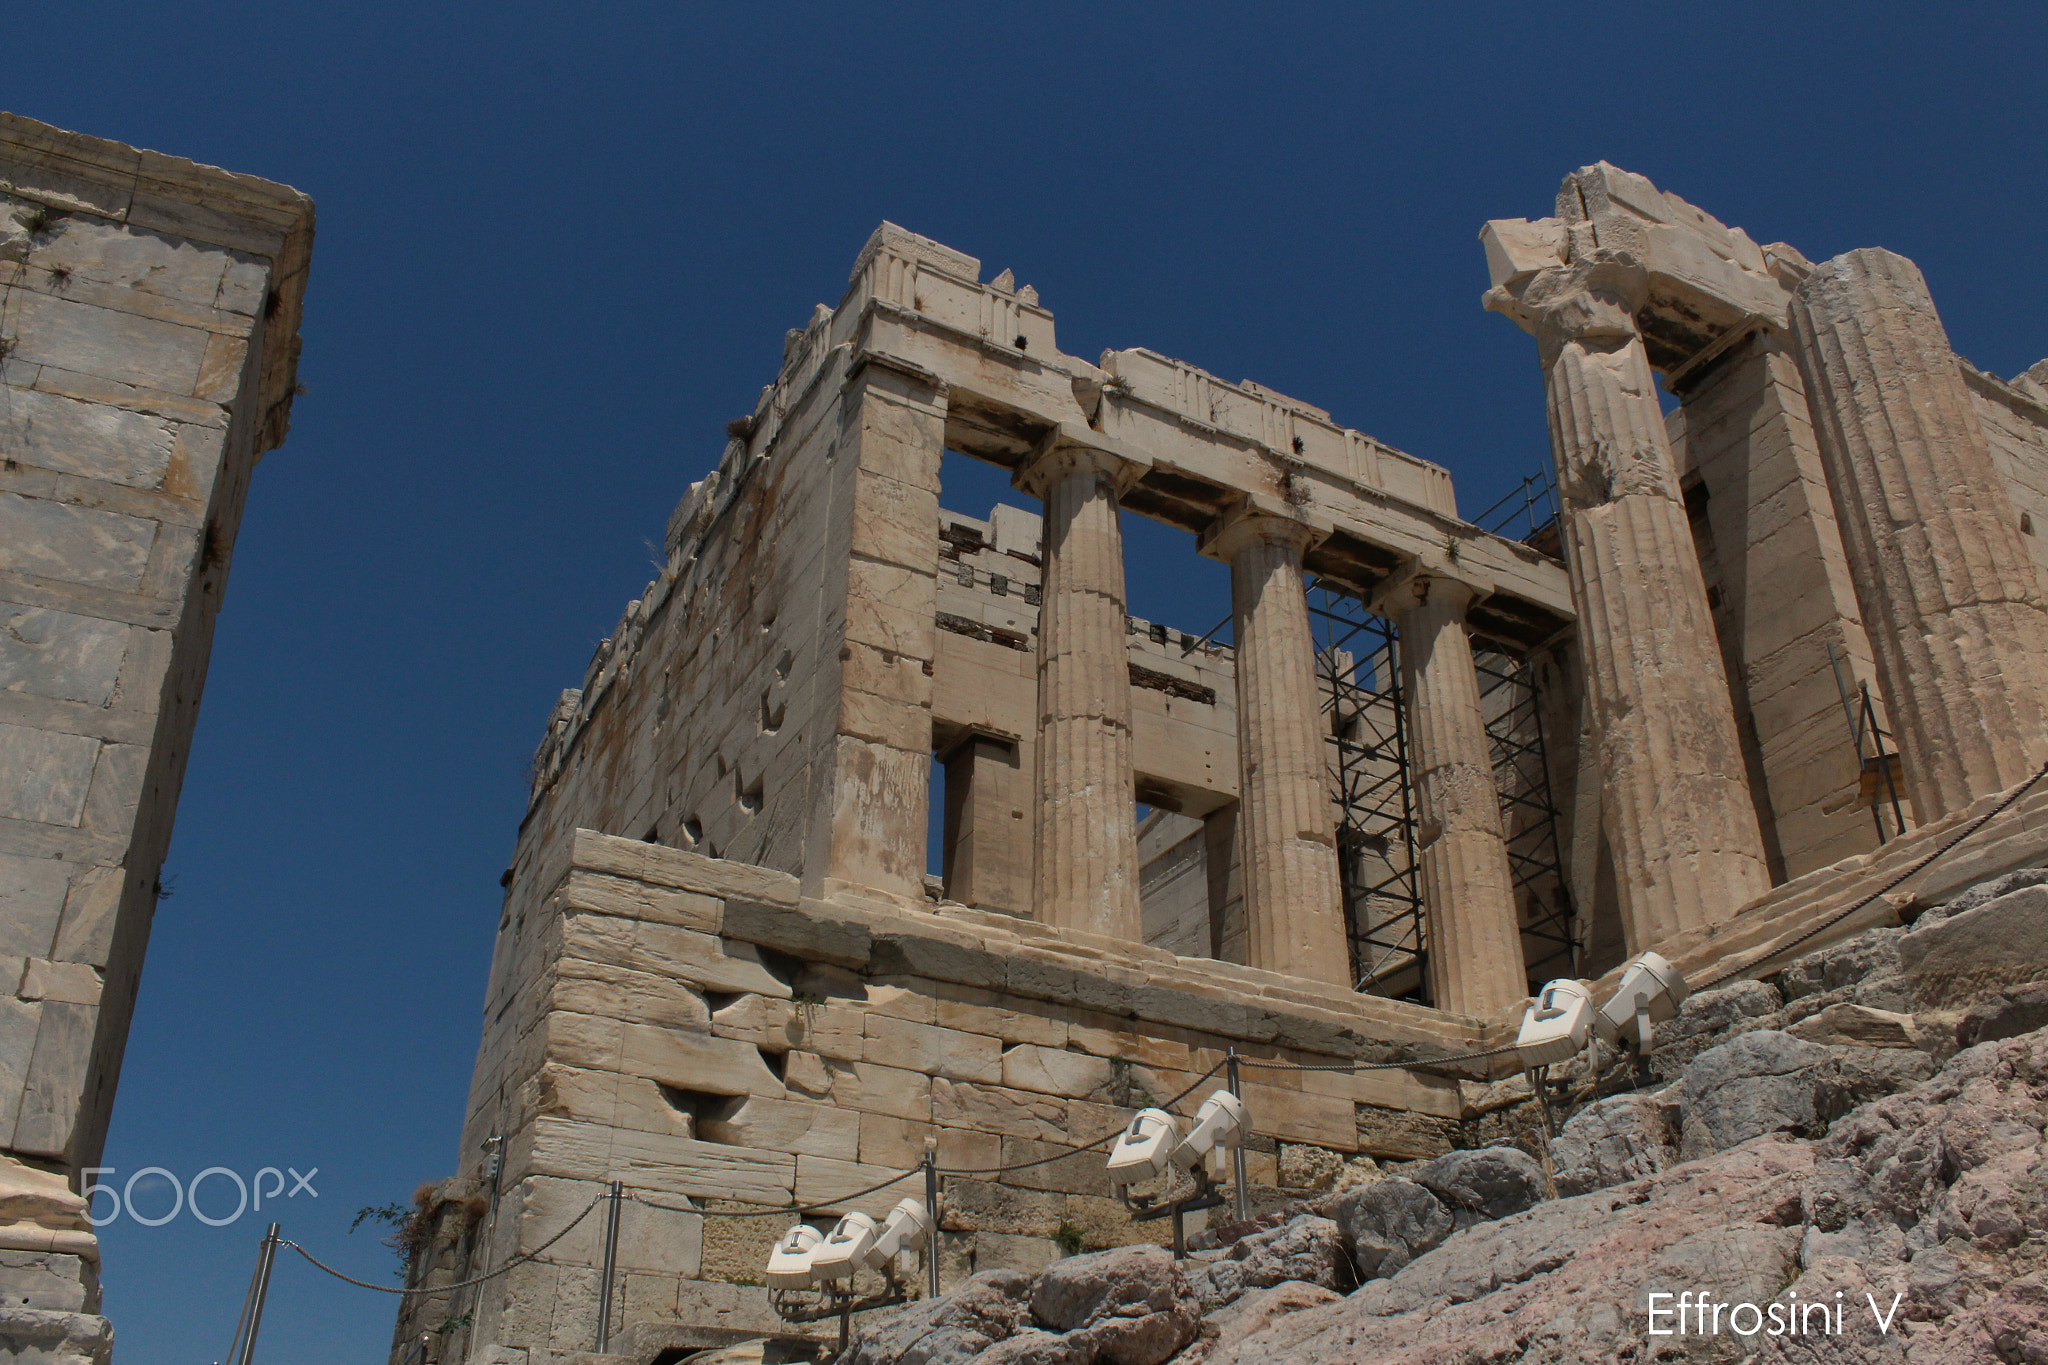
[630,1166,919,1220]
[280,1196,602,1296]
[1235,1041,1527,1073]
[289,779,2048,1287]
[1692,756,2048,994]
[933,1059,1227,1176]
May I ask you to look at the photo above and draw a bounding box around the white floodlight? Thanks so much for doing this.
[1106,1107,1180,1190]
[866,1197,932,1267]
[1169,1091,1247,1178]
[1596,951,1689,1052]
[808,1212,879,1282]
[1515,979,1595,1067]
[765,1224,824,1288]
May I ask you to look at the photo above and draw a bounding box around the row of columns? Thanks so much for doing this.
[1488,244,2048,957]
[1013,438,1533,1017]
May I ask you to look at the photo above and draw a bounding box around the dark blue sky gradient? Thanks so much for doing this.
[7,4,2044,1360]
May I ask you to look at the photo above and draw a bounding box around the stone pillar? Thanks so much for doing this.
[1490,253,1772,951]
[1206,512,1348,985]
[1384,576,1528,1016]
[815,364,947,904]
[940,733,1027,914]
[1015,443,1142,940]
[1788,249,2048,821]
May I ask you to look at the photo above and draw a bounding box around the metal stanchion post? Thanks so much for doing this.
[922,1141,941,1300]
[233,1222,280,1365]
[1226,1049,1249,1223]
[595,1180,623,1353]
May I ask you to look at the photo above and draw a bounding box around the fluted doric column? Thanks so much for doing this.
[1788,249,2048,822]
[1015,442,1142,940]
[1383,575,1528,1017]
[1205,511,1348,986]
[1489,252,1772,951]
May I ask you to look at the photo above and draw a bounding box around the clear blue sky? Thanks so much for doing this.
[10,4,2046,1361]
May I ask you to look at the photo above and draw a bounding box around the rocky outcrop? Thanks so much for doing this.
[1184,1217,1343,1312]
[1548,1091,1677,1196]
[1028,1247,1199,1365]
[1195,1025,2048,1365]
[840,1270,1033,1365]
[1957,981,2048,1049]
[1325,1181,1451,1281]
[842,875,2048,1365]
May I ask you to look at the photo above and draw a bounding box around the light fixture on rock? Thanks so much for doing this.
[1168,1090,1246,1178]
[765,1224,824,1288]
[1105,1108,1180,1193]
[1515,978,1595,1066]
[1597,951,1689,1052]
[808,1212,878,1282]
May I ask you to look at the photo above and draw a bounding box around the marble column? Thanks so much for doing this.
[1386,576,1528,1016]
[1207,512,1349,986]
[1491,252,1772,952]
[1015,443,1142,940]
[1788,248,2048,822]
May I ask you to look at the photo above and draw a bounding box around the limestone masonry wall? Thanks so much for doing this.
[0,113,311,1365]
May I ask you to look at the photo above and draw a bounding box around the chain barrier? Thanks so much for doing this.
[282,764,2048,1295]
[281,1195,602,1296]
[1692,755,2048,994]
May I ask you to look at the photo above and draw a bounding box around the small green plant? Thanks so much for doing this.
[22,206,52,236]
[1054,1222,1085,1257]
[1443,535,1462,564]
[47,264,71,287]
[351,1185,439,1269]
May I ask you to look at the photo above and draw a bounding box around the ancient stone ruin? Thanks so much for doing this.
[2,110,2046,1365]
[379,164,2048,1364]
[0,114,312,1365]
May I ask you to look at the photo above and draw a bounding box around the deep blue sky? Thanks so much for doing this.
[10,4,2046,1361]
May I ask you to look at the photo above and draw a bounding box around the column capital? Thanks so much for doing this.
[1012,428,1145,501]
[1371,569,1482,622]
[1199,504,1320,563]
[1485,249,1650,368]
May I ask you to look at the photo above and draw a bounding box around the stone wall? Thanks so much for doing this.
[413,831,1491,1365]
[0,114,312,1364]
[1965,361,2048,591]
[1667,329,1888,881]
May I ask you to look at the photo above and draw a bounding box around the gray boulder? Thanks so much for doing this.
[1028,1245,1197,1365]
[1918,864,2048,921]
[1186,1215,1343,1310]
[1811,1044,1936,1124]
[1325,1178,1451,1280]
[1195,1281,1339,1362]
[840,1269,1032,1365]
[966,1329,1091,1365]
[1779,926,1905,1001]
[1900,884,2048,1009]
[1412,1146,1545,1226]
[1678,1029,1831,1158]
[1649,978,1783,1076]
[1956,980,2048,1049]
[1548,1091,1678,1196]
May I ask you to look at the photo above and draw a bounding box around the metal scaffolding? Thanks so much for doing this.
[1472,645,1577,987]
[1308,580,1427,1001]
[1309,576,1577,1002]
